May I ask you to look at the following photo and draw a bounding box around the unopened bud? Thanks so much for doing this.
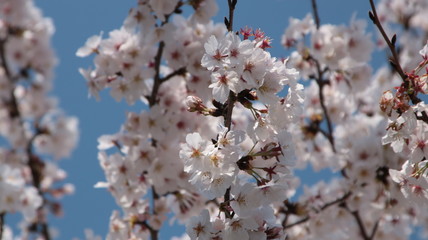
[186,96,214,116]
[186,95,204,112]
[380,90,394,116]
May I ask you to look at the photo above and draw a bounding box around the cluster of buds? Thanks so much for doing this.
[185,96,215,116]
[240,26,272,49]
[380,53,428,117]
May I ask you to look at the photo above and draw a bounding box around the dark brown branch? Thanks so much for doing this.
[137,221,158,240]
[349,210,370,240]
[311,0,320,29]
[320,191,351,211]
[147,50,187,107]
[0,38,20,119]
[284,216,310,229]
[0,212,5,240]
[226,0,238,32]
[284,192,351,229]
[343,204,379,240]
[148,187,159,240]
[317,83,335,152]
[309,56,336,152]
[416,111,428,124]
[0,38,12,79]
[223,0,238,130]
[221,0,238,219]
[368,0,407,81]
[369,0,428,125]
[161,67,186,84]
[0,36,51,240]
[224,91,236,130]
[147,3,183,107]
[318,128,330,141]
[145,4,185,239]
[303,0,335,148]
[41,223,51,240]
[148,41,165,107]
[369,220,380,239]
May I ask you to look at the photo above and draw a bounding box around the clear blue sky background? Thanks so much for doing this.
[13,0,410,239]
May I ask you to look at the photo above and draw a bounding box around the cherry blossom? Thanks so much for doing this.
[71,0,428,239]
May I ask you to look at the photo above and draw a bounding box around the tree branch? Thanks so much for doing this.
[369,219,380,239]
[0,212,5,240]
[225,0,238,32]
[137,221,158,240]
[221,0,238,219]
[161,67,186,84]
[223,0,238,130]
[343,204,379,240]
[0,36,51,240]
[283,192,351,229]
[144,4,185,239]
[368,0,406,81]
[308,56,336,152]
[320,191,351,211]
[368,0,428,125]
[148,41,165,107]
[147,2,185,107]
[284,216,310,229]
[305,3,336,152]
[349,210,370,240]
[0,38,20,119]
[311,0,320,29]
[149,187,159,240]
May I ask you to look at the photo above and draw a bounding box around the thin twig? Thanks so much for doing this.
[309,56,336,152]
[0,38,20,119]
[343,204,379,240]
[317,80,335,152]
[369,220,380,239]
[368,0,428,124]
[320,191,351,211]
[306,4,336,152]
[0,38,11,79]
[284,216,310,229]
[311,0,320,29]
[160,67,186,84]
[0,212,5,240]
[349,210,370,240]
[283,192,351,229]
[368,0,406,81]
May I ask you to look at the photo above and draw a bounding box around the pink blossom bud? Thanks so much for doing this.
[185,96,213,115]
[380,90,394,115]
[185,95,203,111]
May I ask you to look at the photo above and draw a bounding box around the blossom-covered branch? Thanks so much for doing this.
[0,1,78,239]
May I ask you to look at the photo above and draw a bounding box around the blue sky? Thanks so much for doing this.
[19,0,396,239]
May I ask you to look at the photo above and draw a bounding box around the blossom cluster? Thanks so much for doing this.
[181,27,304,238]
[275,0,428,238]
[0,0,78,239]
[78,0,229,239]
[76,0,428,239]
